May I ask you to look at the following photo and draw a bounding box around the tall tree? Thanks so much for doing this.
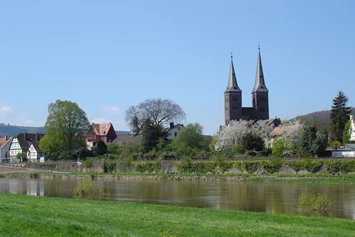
[141,119,168,151]
[125,98,185,133]
[299,125,328,157]
[40,100,90,159]
[330,91,351,142]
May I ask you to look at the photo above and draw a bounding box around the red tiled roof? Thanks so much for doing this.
[92,123,113,136]
[269,127,284,137]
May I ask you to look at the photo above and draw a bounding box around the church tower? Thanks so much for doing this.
[224,55,242,125]
[252,47,269,120]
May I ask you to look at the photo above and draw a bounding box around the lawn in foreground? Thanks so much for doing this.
[0,193,354,237]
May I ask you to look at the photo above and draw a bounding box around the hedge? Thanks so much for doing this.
[129,159,355,174]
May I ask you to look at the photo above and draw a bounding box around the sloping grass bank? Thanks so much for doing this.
[0,193,354,237]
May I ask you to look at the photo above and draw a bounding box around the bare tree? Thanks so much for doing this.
[125,98,185,133]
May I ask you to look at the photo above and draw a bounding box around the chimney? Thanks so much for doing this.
[23,133,26,140]
[170,122,174,129]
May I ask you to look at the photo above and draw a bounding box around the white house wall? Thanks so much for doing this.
[9,138,22,161]
[332,151,355,158]
[167,126,183,140]
[350,115,355,141]
[27,144,38,161]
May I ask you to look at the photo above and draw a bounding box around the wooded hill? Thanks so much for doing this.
[293,108,355,133]
[0,125,45,136]
[0,124,129,137]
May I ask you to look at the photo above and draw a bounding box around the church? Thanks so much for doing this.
[224,47,269,126]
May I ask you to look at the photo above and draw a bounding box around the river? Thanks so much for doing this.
[1,178,354,219]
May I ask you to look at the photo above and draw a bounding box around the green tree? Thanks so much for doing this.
[141,119,168,151]
[93,140,108,156]
[241,132,265,152]
[107,143,122,155]
[343,119,351,144]
[330,91,351,142]
[209,137,217,152]
[172,123,208,150]
[16,152,27,162]
[272,138,291,157]
[40,100,90,159]
[299,125,328,157]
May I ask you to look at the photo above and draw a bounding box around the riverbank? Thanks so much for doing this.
[2,170,355,184]
[0,193,354,237]
[2,163,355,184]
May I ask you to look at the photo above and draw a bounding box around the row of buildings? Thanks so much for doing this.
[0,122,185,163]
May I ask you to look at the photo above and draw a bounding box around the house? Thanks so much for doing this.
[267,121,300,148]
[331,144,355,158]
[9,133,45,162]
[167,122,184,140]
[86,123,117,149]
[350,115,355,141]
[27,143,44,162]
[0,136,13,163]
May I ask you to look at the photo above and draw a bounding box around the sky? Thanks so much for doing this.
[0,1,354,135]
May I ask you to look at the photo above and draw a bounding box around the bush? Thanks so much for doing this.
[241,132,265,152]
[298,193,334,211]
[123,156,133,168]
[16,152,27,162]
[30,172,40,179]
[213,154,225,168]
[134,161,161,173]
[262,157,284,173]
[237,161,259,173]
[272,138,291,157]
[84,157,95,168]
[324,160,355,173]
[74,179,101,199]
[104,159,116,173]
[287,158,323,173]
[107,143,122,155]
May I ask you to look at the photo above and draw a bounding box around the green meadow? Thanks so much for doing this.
[0,193,354,237]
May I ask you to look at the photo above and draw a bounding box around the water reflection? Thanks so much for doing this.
[0,178,355,219]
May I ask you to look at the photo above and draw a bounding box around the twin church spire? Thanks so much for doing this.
[226,55,241,92]
[252,47,268,93]
[224,47,269,125]
[226,47,267,93]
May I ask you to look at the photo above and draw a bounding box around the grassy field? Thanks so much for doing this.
[0,193,354,237]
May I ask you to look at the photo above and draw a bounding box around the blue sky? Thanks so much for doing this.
[0,1,354,135]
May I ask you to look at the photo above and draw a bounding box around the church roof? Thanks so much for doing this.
[225,56,241,92]
[252,47,268,93]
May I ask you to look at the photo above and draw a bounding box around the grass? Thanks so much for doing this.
[0,193,354,237]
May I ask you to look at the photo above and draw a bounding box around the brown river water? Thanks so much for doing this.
[1,178,355,219]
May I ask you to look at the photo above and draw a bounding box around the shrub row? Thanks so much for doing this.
[127,159,355,174]
[134,161,162,173]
